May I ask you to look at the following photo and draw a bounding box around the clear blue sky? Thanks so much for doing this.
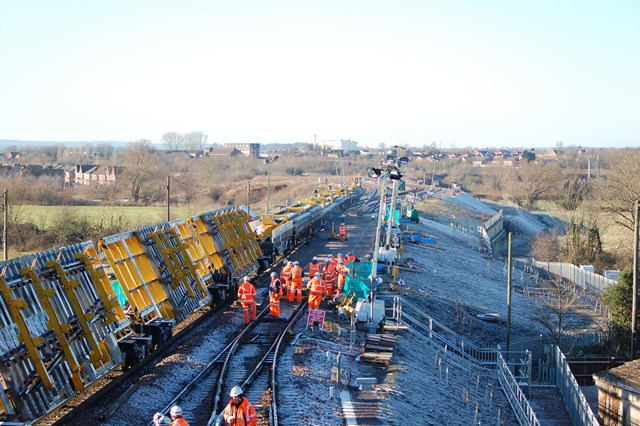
[1,0,638,149]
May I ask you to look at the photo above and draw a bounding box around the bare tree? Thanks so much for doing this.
[530,231,562,261]
[509,161,560,209]
[529,278,582,344]
[595,150,640,232]
[183,131,208,151]
[120,140,159,203]
[161,132,184,151]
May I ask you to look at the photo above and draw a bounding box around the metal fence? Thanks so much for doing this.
[521,259,617,296]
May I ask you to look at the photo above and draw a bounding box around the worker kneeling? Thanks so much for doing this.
[306,272,326,310]
[224,386,257,426]
[289,261,303,303]
[238,276,257,324]
[153,405,190,426]
[269,272,282,318]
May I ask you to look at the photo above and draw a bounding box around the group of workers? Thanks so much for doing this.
[154,385,256,426]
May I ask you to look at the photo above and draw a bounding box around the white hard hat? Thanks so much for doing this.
[338,259,343,264]
[313,256,318,260]
[170,406,182,416]
[337,253,343,257]
[271,272,278,277]
[243,276,250,281]
[315,272,322,277]
[230,386,243,397]
[328,254,334,258]
[294,261,299,265]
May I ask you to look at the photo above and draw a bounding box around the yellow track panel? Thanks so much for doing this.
[99,233,174,323]
[168,223,212,294]
[186,216,226,274]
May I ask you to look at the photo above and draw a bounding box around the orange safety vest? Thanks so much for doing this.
[346,254,356,264]
[170,418,190,426]
[223,397,257,426]
[308,261,321,278]
[280,264,293,282]
[237,281,256,305]
[306,277,326,295]
[291,265,303,286]
[339,225,347,235]
[336,263,348,286]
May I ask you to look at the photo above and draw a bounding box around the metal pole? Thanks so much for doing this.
[506,232,513,353]
[247,180,251,215]
[166,176,171,222]
[266,164,272,216]
[385,179,399,247]
[632,200,639,359]
[371,177,386,280]
[2,189,7,261]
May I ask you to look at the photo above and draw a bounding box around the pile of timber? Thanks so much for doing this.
[360,333,400,366]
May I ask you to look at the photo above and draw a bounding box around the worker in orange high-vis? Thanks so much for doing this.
[336,258,348,295]
[345,251,357,265]
[269,272,282,318]
[308,256,321,279]
[339,222,347,242]
[153,405,189,426]
[307,272,326,309]
[237,276,257,324]
[224,386,257,426]
[289,261,303,303]
[327,254,337,265]
[322,260,337,297]
[280,260,293,299]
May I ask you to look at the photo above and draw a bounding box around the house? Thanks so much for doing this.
[5,152,21,161]
[322,139,359,151]
[208,147,244,157]
[67,165,119,186]
[593,359,640,425]
[223,143,260,157]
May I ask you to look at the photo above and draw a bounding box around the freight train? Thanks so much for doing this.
[0,186,357,422]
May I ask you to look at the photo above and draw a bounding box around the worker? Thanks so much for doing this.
[339,222,347,242]
[336,253,345,264]
[280,260,293,298]
[346,252,357,264]
[237,276,257,324]
[307,272,326,309]
[289,261,303,303]
[269,272,282,318]
[308,256,321,279]
[153,405,189,426]
[322,259,337,297]
[327,254,337,265]
[336,258,348,294]
[224,386,257,426]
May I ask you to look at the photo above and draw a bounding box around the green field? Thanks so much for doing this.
[14,205,217,230]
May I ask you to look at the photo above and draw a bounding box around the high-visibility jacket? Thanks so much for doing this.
[339,225,347,235]
[170,417,190,426]
[270,277,282,295]
[223,397,257,426]
[290,265,303,288]
[237,281,256,305]
[323,262,336,274]
[306,277,326,295]
[346,254,356,264]
[308,261,321,278]
[280,263,293,285]
[336,263,348,287]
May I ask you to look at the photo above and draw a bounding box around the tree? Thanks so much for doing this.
[558,174,589,211]
[161,131,184,150]
[602,266,634,327]
[183,131,208,150]
[509,161,560,208]
[121,140,159,203]
[529,278,582,344]
[530,231,562,261]
[521,150,536,162]
[595,150,640,232]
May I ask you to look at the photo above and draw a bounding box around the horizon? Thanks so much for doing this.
[1,1,638,149]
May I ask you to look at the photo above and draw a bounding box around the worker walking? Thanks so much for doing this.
[339,222,347,242]
[322,259,337,297]
[269,272,282,318]
[346,251,357,265]
[224,386,257,426]
[307,272,325,309]
[238,276,257,324]
[336,258,348,294]
[289,261,303,303]
[153,405,189,426]
[280,260,293,298]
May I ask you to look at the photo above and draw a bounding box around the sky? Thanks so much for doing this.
[1,0,638,149]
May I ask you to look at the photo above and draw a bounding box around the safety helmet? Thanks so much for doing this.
[341,222,345,225]
[337,253,343,257]
[347,251,352,255]
[338,259,344,264]
[230,386,243,397]
[315,272,322,278]
[170,406,182,416]
[294,261,299,265]
[328,254,334,258]
[312,256,318,261]
[324,259,330,263]
[271,272,278,277]
[243,276,250,281]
